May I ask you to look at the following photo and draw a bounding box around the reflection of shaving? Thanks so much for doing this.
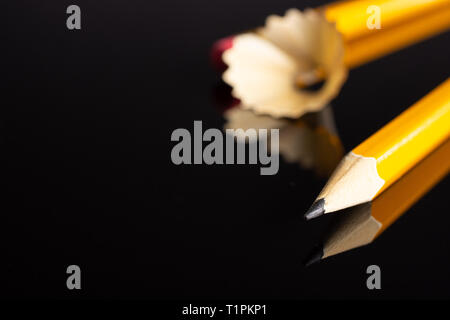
[224,105,344,177]
[223,9,347,119]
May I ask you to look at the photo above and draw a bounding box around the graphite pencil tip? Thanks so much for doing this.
[304,245,324,267]
[304,199,325,221]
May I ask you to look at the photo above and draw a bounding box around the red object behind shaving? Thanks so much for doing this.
[210,36,235,72]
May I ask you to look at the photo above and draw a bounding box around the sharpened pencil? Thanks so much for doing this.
[305,137,450,264]
[304,78,450,220]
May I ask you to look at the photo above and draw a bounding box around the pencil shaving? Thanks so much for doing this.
[222,9,347,119]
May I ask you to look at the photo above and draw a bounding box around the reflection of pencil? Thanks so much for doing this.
[305,137,450,265]
[304,78,450,220]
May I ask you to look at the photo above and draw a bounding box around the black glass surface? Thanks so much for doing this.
[3,0,450,299]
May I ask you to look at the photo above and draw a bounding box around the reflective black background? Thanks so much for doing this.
[3,0,450,299]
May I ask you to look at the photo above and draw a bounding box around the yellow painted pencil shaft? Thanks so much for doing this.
[342,7,450,68]
[323,0,450,41]
[353,78,450,196]
[322,0,450,68]
[300,0,450,86]
[373,138,450,236]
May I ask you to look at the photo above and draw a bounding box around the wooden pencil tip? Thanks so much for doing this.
[304,199,325,221]
[304,245,324,267]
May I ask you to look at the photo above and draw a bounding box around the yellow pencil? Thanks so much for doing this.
[304,78,450,220]
[218,0,450,118]
[305,136,450,264]
[215,0,450,72]
[322,0,450,69]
